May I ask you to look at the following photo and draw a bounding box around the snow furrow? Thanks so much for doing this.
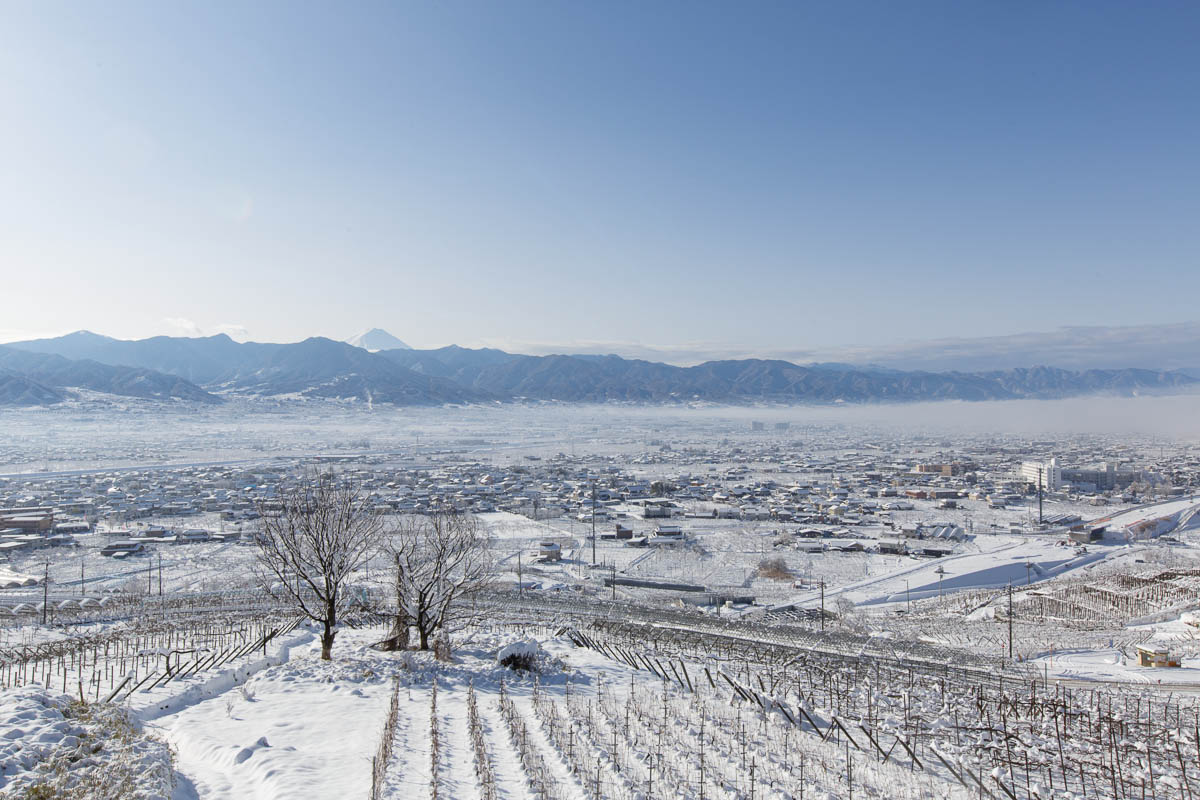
[384,682,433,799]
[480,695,534,800]
[439,686,483,800]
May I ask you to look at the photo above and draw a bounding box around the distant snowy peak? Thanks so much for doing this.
[345,329,411,352]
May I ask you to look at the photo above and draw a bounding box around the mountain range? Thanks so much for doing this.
[0,330,1195,407]
[0,345,221,405]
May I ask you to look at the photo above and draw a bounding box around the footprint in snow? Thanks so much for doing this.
[233,737,270,764]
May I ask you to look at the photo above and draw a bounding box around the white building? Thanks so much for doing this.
[1019,458,1061,491]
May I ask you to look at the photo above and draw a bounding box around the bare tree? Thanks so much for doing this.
[254,473,384,660]
[386,513,491,651]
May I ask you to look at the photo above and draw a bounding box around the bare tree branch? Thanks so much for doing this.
[253,471,384,660]
[387,513,492,651]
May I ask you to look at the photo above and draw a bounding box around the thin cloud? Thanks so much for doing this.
[213,323,250,341]
[162,317,204,337]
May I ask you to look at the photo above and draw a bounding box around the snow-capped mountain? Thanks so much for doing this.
[345,329,411,352]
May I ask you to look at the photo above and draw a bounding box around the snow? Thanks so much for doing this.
[139,627,571,800]
[0,688,85,782]
[0,569,39,589]
[157,629,393,800]
[344,329,411,352]
[1030,647,1200,685]
[496,639,541,664]
[0,686,174,798]
[1098,497,1200,531]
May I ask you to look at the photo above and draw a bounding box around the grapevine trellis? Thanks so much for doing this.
[370,675,403,800]
[0,608,303,702]
[470,592,1200,800]
[550,620,1200,800]
[919,566,1200,631]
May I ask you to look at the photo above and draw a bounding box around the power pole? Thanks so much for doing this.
[1037,466,1044,525]
[591,482,597,567]
[1007,584,1014,659]
[612,564,617,601]
[42,562,49,625]
[819,581,825,632]
[517,551,523,598]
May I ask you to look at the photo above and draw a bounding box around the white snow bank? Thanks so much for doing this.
[0,686,174,798]
[496,638,542,663]
[134,627,315,722]
[155,629,398,800]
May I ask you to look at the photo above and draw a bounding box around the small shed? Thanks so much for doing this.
[1136,645,1179,668]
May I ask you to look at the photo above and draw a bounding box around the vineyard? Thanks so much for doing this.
[366,635,961,800]
[876,560,1200,663]
[352,593,1200,800]
[0,607,305,705]
[1,588,1200,798]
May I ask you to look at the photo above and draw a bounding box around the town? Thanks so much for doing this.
[3,403,1200,797]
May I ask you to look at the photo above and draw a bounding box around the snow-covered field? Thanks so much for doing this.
[154,627,971,800]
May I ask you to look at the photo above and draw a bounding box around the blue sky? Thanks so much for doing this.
[1,2,1198,358]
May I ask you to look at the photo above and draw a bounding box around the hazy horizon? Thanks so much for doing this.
[6,319,1200,373]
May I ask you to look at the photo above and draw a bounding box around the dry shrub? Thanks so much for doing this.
[499,651,538,672]
[756,557,794,581]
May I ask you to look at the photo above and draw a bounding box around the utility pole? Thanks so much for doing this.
[1037,466,1044,526]
[158,553,163,596]
[79,553,84,596]
[517,551,523,598]
[591,482,597,567]
[819,581,825,632]
[42,562,49,625]
[1007,584,1014,659]
[612,564,617,601]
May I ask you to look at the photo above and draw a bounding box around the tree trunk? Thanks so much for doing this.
[321,597,337,660]
[377,614,410,651]
[321,620,335,660]
[418,626,430,651]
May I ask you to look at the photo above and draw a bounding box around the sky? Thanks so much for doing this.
[1,2,1198,357]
